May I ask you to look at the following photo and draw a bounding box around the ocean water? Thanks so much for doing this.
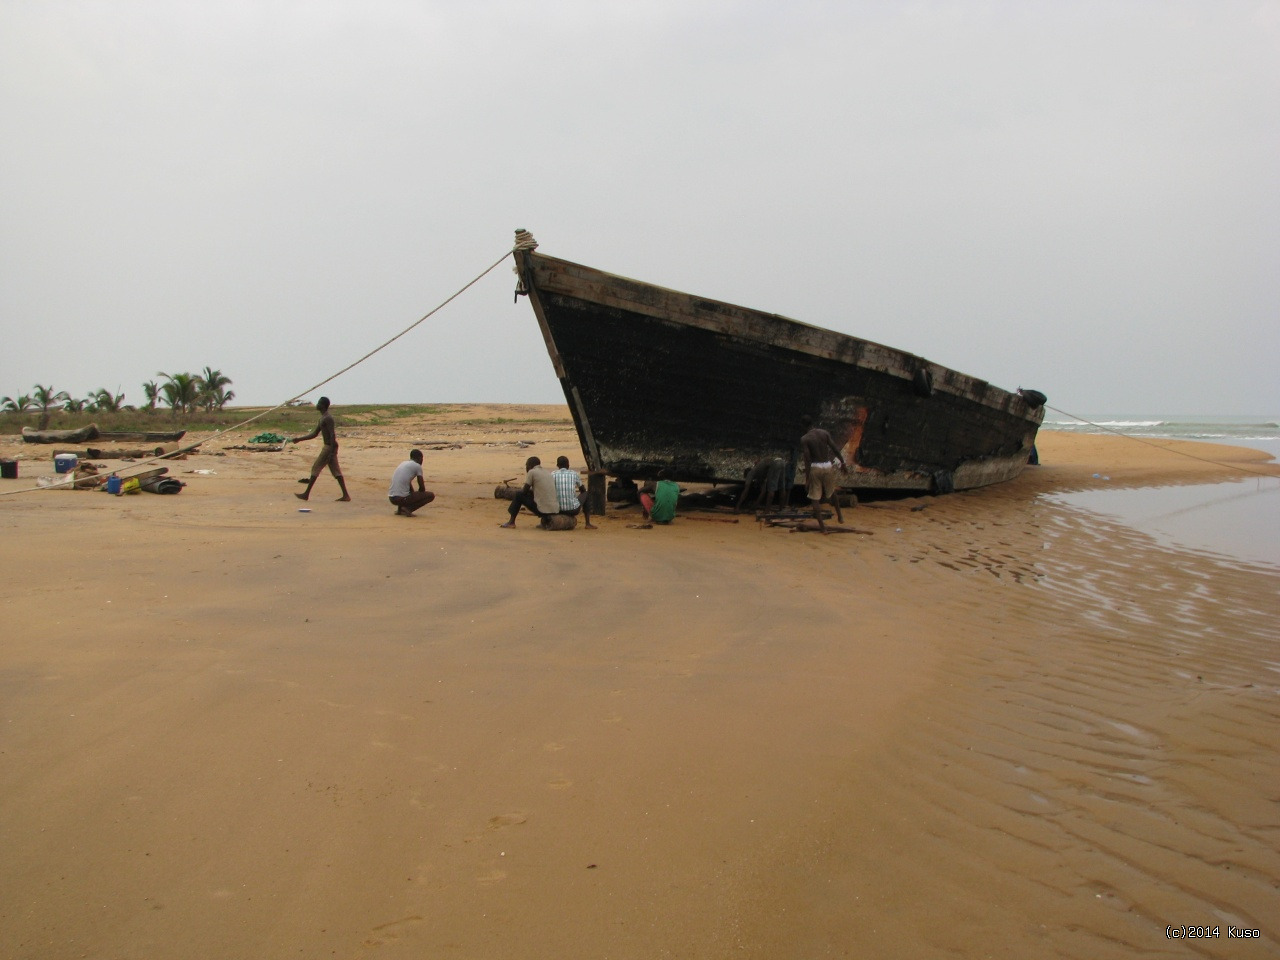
[1041,414,1280,462]
[1040,414,1280,567]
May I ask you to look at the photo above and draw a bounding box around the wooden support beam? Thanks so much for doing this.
[587,470,607,516]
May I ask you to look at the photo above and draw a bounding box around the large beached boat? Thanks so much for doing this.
[512,231,1045,494]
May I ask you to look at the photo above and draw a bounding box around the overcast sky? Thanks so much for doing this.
[2,1,1277,417]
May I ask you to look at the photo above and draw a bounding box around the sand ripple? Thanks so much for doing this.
[774,503,1280,958]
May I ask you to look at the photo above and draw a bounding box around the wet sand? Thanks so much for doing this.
[1,406,1277,959]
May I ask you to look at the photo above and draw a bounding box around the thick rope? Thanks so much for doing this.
[2,244,519,497]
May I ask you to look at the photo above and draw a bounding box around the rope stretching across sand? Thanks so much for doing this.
[5,250,1275,496]
[1,245,517,498]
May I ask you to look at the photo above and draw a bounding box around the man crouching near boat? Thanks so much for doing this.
[500,456,559,528]
[800,415,847,534]
[388,449,435,516]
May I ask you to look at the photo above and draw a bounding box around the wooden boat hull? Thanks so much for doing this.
[22,425,186,444]
[22,425,99,444]
[516,247,1044,493]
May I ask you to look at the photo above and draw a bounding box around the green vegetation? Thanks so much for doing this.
[3,370,240,433]
[1,393,34,416]
[3,369,237,424]
[457,417,569,426]
[337,404,445,423]
[2,373,571,436]
[197,367,235,411]
[31,385,69,430]
[0,400,466,436]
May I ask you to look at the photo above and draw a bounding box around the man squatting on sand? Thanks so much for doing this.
[500,456,559,527]
[800,415,847,534]
[388,449,435,516]
[639,471,680,524]
[290,397,351,502]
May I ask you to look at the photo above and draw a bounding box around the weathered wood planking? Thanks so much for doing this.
[517,246,1043,493]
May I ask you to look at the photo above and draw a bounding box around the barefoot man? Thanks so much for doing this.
[388,449,435,516]
[552,455,596,529]
[499,456,558,528]
[734,455,788,514]
[800,415,847,534]
[291,397,351,502]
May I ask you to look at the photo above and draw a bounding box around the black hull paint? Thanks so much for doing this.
[517,248,1043,493]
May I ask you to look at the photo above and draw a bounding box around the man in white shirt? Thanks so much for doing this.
[388,449,435,516]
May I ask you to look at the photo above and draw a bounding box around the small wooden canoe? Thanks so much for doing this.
[23,424,186,444]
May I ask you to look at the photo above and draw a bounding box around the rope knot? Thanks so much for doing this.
[513,229,539,252]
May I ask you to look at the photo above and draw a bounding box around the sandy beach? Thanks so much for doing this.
[1,405,1277,960]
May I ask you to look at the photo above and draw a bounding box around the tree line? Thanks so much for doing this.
[2,368,234,428]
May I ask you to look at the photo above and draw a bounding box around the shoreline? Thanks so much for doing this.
[1048,478,1280,568]
[2,407,1277,958]
[1037,422,1280,567]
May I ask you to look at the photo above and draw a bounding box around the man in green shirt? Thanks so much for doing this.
[640,471,679,524]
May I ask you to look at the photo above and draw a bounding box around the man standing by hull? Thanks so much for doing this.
[800,416,847,534]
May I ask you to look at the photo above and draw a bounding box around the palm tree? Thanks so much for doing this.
[64,396,90,413]
[2,393,35,417]
[91,388,126,413]
[142,380,160,412]
[31,384,69,430]
[157,371,200,419]
[198,367,234,411]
